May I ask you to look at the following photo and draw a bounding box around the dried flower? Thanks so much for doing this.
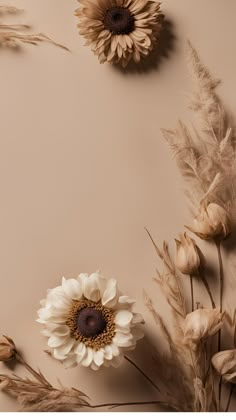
[212,350,236,383]
[186,203,231,241]
[0,336,16,362]
[183,309,224,345]
[175,232,203,275]
[37,271,144,370]
[75,0,163,67]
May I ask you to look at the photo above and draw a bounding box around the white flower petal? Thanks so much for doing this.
[102,278,117,307]
[81,347,94,367]
[53,348,67,361]
[115,310,133,327]
[132,313,144,324]
[90,361,100,371]
[62,278,82,300]
[51,325,70,336]
[63,356,78,369]
[37,308,68,324]
[115,326,130,334]
[118,296,136,305]
[104,345,113,360]
[40,299,46,307]
[41,323,64,337]
[41,329,51,338]
[75,342,87,363]
[48,335,67,348]
[54,338,75,357]
[48,292,71,314]
[110,355,123,368]
[37,307,52,322]
[113,332,133,347]
[80,272,101,302]
[131,327,144,341]
[93,349,105,367]
[110,343,120,357]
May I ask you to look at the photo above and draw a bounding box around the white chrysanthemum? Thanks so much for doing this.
[75,0,163,67]
[37,272,144,370]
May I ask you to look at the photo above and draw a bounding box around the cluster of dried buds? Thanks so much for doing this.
[174,201,236,389]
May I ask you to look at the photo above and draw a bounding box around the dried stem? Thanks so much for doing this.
[89,400,180,411]
[218,377,222,412]
[14,351,51,387]
[215,240,224,410]
[215,241,224,314]
[124,355,161,394]
[215,240,224,354]
[190,275,194,312]
[198,268,216,309]
[234,323,236,348]
[225,384,234,412]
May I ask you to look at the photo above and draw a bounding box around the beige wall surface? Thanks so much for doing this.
[0,0,236,412]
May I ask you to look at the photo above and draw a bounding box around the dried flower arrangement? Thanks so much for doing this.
[1,42,236,412]
[0,5,68,50]
[75,0,163,66]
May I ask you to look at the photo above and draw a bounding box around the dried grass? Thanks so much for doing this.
[162,41,236,217]
[0,374,89,412]
[0,5,68,50]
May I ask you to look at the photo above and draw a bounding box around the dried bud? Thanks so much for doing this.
[175,233,202,275]
[0,336,16,362]
[212,350,236,383]
[186,203,231,240]
[183,308,224,345]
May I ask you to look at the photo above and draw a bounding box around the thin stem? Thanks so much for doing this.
[225,384,234,412]
[88,400,180,411]
[198,268,216,309]
[189,348,198,378]
[215,240,224,314]
[124,355,161,394]
[15,351,51,387]
[218,376,222,412]
[215,240,224,411]
[215,241,223,355]
[190,275,194,312]
[234,323,236,348]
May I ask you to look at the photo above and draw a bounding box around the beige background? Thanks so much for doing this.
[0,0,236,412]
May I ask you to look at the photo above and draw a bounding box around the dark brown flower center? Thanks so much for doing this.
[77,307,106,337]
[66,299,115,350]
[104,6,134,35]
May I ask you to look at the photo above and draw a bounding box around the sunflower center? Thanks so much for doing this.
[77,307,106,337]
[104,7,134,35]
[66,299,115,350]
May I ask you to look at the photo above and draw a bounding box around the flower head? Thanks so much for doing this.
[212,350,236,383]
[186,203,231,240]
[183,308,224,345]
[75,0,163,66]
[0,336,16,362]
[175,232,203,275]
[37,272,144,370]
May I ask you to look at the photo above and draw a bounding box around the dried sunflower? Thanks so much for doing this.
[75,0,163,66]
[37,271,144,370]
